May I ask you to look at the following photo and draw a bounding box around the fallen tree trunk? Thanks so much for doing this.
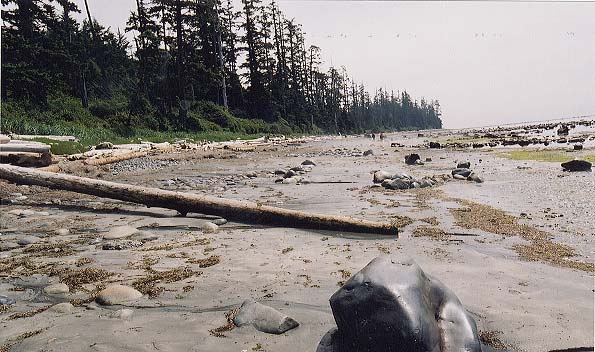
[84,150,148,166]
[0,143,51,154]
[0,164,397,236]
[0,152,53,167]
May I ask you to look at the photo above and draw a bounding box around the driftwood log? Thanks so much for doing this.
[0,143,51,154]
[84,150,148,166]
[0,165,398,236]
[0,152,53,167]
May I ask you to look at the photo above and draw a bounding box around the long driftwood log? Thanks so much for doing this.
[0,143,51,154]
[0,164,397,236]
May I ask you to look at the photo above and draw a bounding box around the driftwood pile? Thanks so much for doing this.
[0,135,53,167]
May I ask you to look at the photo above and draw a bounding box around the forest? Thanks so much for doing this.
[1,0,443,144]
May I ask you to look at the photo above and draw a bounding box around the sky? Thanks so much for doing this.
[73,0,595,129]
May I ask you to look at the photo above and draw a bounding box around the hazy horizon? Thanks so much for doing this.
[73,0,595,129]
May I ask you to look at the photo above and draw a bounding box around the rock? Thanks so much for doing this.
[14,274,51,288]
[382,179,410,190]
[111,308,134,320]
[96,284,143,305]
[404,154,420,165]
[233,299,299,334]
[49,302,74,314]
[467,173,484,183]
[317,256,481,352]
[96,142,114,150]
[453,174,467,180]
[0,295,16,305]
[561,159,592,172]
[53,228,71,236]
[246,171,258,178]
[457,161,471,169]
[0,134,10,144]
[290,166,305,172]
[7,209,35,217]
[452,168,472,178]
[425,158,432,162]
[0,242,20,251]
[104,226,139,240]
[363,150,374,156]
[301,159,316,166]
[284,169,298,178]
[211,218,228,226]
[274,169,287,175]
[17,235,41,246]
[557,124,569,135]
[201,222,219,233]
[429,141,441,149]
[373,171,395,184]
[573,144,583,151]
[282,177,298,184]
[43,283,70,295]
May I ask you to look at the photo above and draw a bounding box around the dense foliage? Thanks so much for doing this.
[1,0,442,139]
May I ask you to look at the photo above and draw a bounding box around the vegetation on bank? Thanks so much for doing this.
[1,0,442,142]
[498,149,595,163]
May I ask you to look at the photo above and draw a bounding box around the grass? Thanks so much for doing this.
[498,149,595,163]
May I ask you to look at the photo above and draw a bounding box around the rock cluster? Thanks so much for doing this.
[452,162,483,183]
[373,170,442,190]
[274,161,314,184]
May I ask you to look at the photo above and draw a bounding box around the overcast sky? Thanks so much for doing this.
[74,0,595,128]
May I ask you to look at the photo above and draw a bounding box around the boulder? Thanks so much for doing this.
[201,222,219,233]
[573,144,583,151]
[363,150,374,156]
[404,154,420,165]
[43,283,70,295]
[96,284,143,305]
[429,142,441,149]
[561,159,592,172]
[382,179,410,190]
[317,256,481,352]
[0,134,10,144]
[467,173,484,183]
[49,302,74,314]
[274,169,287,175]
[301,159,317,166]
[373,171,395,184]
[284,169,298,178]
[233,299,299,334]
[452,168,472,178]
[457,161,471,169]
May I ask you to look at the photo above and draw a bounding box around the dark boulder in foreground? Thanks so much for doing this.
[317,256,481,352]
[429,142,441,149]
[561,159,592,172]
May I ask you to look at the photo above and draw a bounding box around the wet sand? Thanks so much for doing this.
[1,128,593,351]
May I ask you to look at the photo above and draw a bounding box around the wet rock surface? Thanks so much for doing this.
[318,256,481,352]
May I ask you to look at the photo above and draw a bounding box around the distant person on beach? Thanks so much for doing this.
[372,133,376,140]
[379,133,385,141]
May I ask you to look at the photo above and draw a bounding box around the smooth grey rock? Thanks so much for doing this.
[284,170,298,178]
[246,171,258,178]
[96,284,143,305]
[282,177,298,184]
[49,302,74,314]
[0,295,16,305]
[373,171,395,184]
[317,256,481,352]
[17,235,41,246]
[301,159,317,166]
[103,226,139,240]
[211,218,228,226]
[43,283,70,295]
[467,173,484,183]
[274,169,287,175]
[0,242,20,251]
[452,168,472,178]
[457,161,471,169]
[111,308,134,320]
[561,159,591,172]
[363,149,374,156]
[453,174,467,180]
[53,228,71,236]
[382,179,410,190]
[233,299,299,334]
[201,222,219,233]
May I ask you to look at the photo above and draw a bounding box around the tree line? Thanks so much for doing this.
[1,0,442,136]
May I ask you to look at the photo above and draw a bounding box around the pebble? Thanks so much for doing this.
[104,226,139,240]
[0,295,16,306]
[43,283,70,295]
[17,235,41,246]
[96,284,143,305]
[49,302,74,314]
[211,218,228,226]
[111,308,134,320]
[201,222,219,233]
